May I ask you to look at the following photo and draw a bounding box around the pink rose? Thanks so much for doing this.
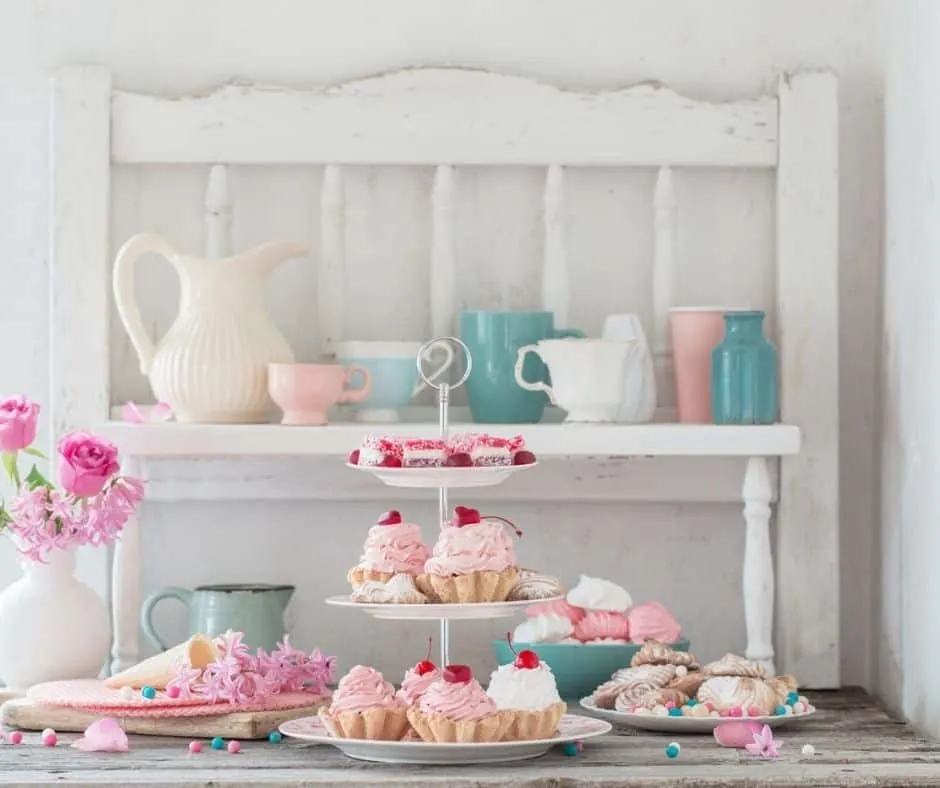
[58,431,120,497]
[0,396,39,453]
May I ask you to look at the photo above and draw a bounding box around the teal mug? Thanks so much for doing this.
[460,310,585,423]
[141,583,295,653]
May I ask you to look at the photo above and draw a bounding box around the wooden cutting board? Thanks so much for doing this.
[1,698,326,739]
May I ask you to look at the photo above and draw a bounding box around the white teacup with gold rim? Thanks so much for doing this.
[334,341,455,423]
[513,338,637,423]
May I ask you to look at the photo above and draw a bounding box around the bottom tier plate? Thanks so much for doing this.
[579,697,816,733]
[325,595,561,620]
[279,713,612,765]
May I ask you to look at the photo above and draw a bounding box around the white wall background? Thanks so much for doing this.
[0,0,881,688]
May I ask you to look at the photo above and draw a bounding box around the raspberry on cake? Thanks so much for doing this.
[358,436,404,468]
[403,438,447,468]
[470,435,512,467]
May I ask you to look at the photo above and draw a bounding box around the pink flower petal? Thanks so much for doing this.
[72,717,129,752]
[120,402,145,424]
[152,402,174,422]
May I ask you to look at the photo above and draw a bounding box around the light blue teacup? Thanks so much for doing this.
[335,341,455,422]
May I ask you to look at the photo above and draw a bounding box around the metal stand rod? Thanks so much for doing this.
[438,382,450,667]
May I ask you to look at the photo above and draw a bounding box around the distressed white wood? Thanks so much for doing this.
[775,72,840,688]
[111,456,142,676]
[541,165,569,326]
[652,167,677,361]
[50,67,113,601]
[95,420,800,458]
[742,456,775,676]
[429,165,457,337]
[111,71,778,167]
[50,67,111,438]
[204,165,233,258]
[318,165,345,356]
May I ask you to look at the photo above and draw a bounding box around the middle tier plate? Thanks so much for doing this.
[345,462,538,488]
[324,595,562,620]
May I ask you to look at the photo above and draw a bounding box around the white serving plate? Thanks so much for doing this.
[325,595,562,620]
[280,713,611,765]
[346,462,538,488]
[579,697,816,733]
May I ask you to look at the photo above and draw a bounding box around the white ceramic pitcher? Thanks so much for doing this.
[513,338,637,422]
[602,314,657,423]
[113,233,307,423]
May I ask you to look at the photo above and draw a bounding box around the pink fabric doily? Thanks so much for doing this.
[28,679,323,718]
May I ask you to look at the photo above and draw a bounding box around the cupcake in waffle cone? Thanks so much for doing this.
[320,665,410,741]
[348,510,428,593]
[486,642,567,740]
[419,506,521,603]
[408,664,511,743]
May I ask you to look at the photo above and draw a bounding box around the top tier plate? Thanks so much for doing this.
[345,462,538,488]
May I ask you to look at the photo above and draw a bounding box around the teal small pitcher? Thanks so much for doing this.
[711,311,779,425]
[141,583,294,653]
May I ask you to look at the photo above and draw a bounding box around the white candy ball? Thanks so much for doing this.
[654,705,669,717]
[119,686,136,701]
[793,701,806,714]
[801,744,816,756]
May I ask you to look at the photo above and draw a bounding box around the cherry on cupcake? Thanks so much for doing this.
[347,449,360,465]
[506,632,540,669]
[415,636,436,676]
[379,454,402,468]
[376,510,403,526]
[453,506,481,526]
[444,452,473,467]
[442,664,473,683]
[513,450,537,466]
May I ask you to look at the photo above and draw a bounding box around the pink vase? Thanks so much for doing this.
[669,308,726,423]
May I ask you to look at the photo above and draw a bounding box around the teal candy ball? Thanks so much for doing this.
[140,686,156,700]
[775,705,787,716]
[268,731,282,744]
[562,742,578,757]
[665,742,681,759]
[786,691,800,705]
[211,737,225,750]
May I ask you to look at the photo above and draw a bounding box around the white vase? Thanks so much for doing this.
[0,546,110,689]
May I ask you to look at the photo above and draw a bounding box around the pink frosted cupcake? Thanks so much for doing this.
[347,510,429,590]
[319,665,410,741]
[628,601,682,643]
[406,665,513,742]
[574,611,631,642]
[417,506,520,603]
[397,639,441,707]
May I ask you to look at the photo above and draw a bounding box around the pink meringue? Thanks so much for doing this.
[627,601,681,643]
[573,611,630,642]
[714,720,763,748]
[526,599,586,624]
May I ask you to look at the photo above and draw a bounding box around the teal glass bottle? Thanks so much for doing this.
[711,311,778,424]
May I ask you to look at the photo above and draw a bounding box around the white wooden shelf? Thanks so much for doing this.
[97,420,800,459]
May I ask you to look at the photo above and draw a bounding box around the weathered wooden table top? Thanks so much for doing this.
[0,689,936,787]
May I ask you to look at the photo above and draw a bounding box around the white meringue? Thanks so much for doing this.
[512,614,573,644]
[350,574,427,604]
[566,575,632,613]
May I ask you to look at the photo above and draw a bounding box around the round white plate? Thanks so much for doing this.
[346,462,538,489]
[280,713,612,765]
[579,697,816,733]
[324,595,562,620]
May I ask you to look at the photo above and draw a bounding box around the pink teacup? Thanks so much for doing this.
[268,364,371,426]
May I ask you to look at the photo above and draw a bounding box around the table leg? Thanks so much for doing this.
[742,456,775,675]
[110,456,142,675]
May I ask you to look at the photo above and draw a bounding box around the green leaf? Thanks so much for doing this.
[21,447,48,460]
[1,453,16,483]
[24,464,52,491]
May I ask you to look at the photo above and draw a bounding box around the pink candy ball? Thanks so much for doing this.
[748,706,763,717]
[664,701,676,710]
[227,740,241,754]
[704,702,715,712]
[8,731,22,745]
[167,686,181,699]
[188,741,202,753]
[42,733,57,747]
[729,706,743,718]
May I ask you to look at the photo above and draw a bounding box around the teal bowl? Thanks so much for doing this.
[491,639,691,702]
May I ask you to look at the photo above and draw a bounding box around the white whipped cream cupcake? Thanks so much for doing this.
[566,574,632,613]
[486,648,566,740]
